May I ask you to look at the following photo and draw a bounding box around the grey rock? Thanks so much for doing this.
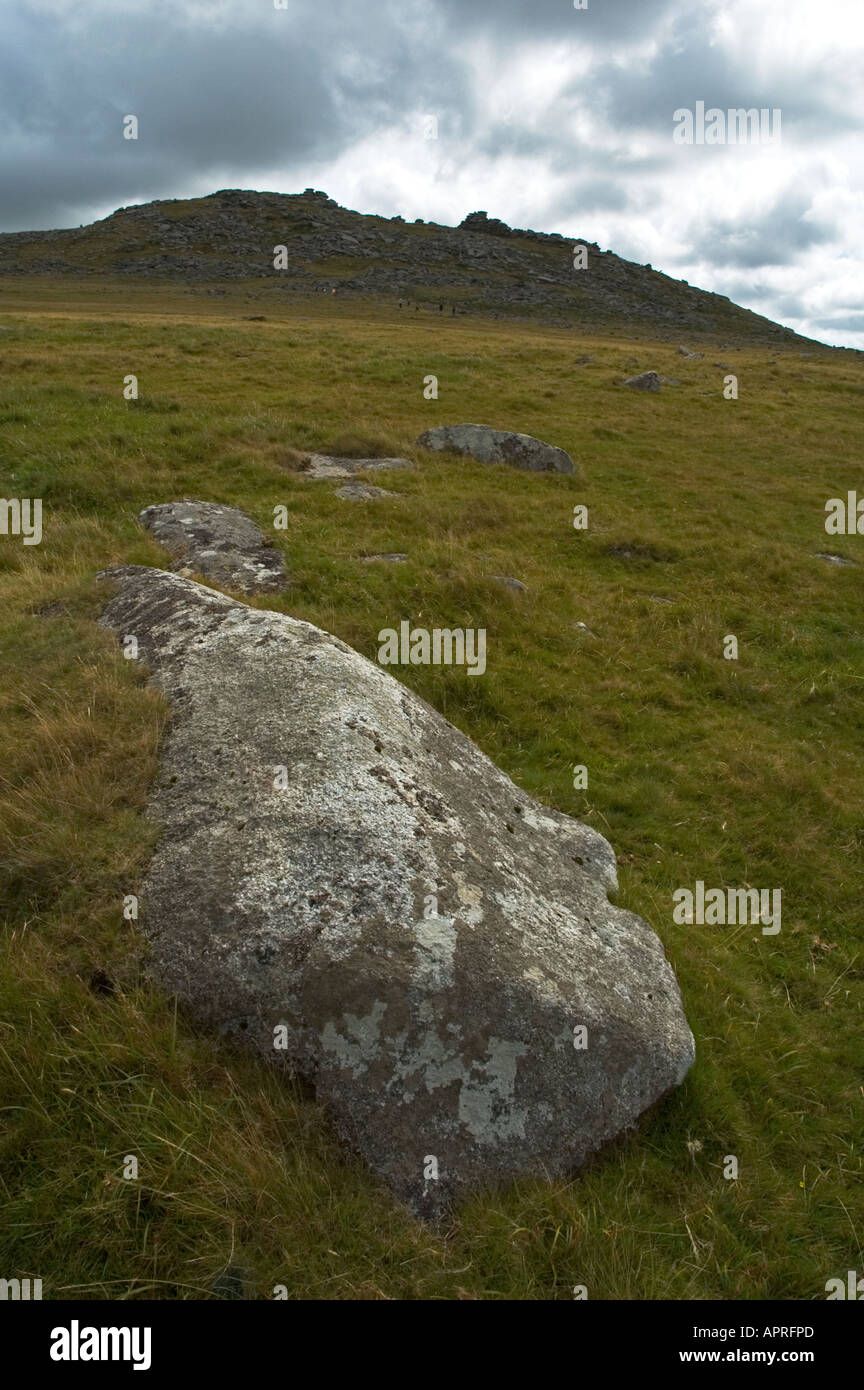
[659,376,681,385]
[139,500,287,594]
[493,576,528,593]
[302,454,412,481]
[814,552,855,566]
[360,553,408,563]
[415,424,574,474]
[622,371,662,392]
[97,565,695,1218]
[677,346,703,359]
[335,482,398,500]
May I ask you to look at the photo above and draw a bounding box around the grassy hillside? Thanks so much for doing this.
[0,284,861,1300]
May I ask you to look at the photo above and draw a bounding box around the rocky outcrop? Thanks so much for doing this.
[98,565,695,1217]
[416,424,575,474]
[0,188,818,345]
[139,501,287,594]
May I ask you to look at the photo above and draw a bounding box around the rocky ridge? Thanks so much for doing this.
[0,188,819,343]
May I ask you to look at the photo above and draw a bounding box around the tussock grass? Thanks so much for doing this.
[0,284,861,1299]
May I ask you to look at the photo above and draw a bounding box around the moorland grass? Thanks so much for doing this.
[0,282,861,1299]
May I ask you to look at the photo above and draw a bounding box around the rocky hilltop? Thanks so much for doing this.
[0,187,815,343]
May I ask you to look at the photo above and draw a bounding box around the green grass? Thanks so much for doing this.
[0,284,861,1300]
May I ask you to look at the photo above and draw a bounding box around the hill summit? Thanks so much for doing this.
[0,187,816,344]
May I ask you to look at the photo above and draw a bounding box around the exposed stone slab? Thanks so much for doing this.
[335,482,398,500]
[139,500,287,594]
[300,454,413,480]
[98,566,695,1217]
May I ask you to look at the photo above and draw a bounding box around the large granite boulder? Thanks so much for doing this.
[139,500,287,594]
[415,424,575,474]
[98,566,694,1217]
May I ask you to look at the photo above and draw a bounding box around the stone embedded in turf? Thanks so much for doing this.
[300,454,413,480]
[334,482,398,500]
[622,371,663,391]
[139,500,287,595]
[98,565,695,1218]
[415,423,575,474]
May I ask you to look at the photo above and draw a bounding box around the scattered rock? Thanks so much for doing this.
[647,594,676,604]
[138,501,287,594]
[493,576,528,593]
[415,424,574,474]
[575,355,594,365]
[677,347,704,359]
[97,566,695,1218]
[659,376,680,386]
[622,371,662,392]
[360,553,408,563]
[32,598,69,617]
[334,482,398,500]
[606,541,675,563]
[713,362,732,369]
[814,552,855,566]
[301,454,412,481]
[574,621,597,636]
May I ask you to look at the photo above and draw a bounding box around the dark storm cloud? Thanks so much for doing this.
[690,195,833,270]
[812,312,864,334]
[552,179,631,214]
[0,0,860,346]
[0,0,469,231]
[434,0,680,43]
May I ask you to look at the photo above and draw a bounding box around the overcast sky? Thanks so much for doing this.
[4,0,863,347]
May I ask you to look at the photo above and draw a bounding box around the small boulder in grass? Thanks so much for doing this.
[416,423,575,474]
[622,371,662,391]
